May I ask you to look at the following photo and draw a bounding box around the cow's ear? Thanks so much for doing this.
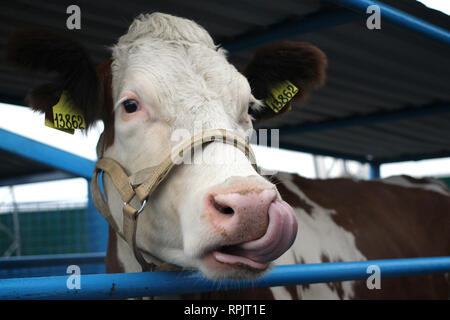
[242,41,327,122]
[6,29,102,128]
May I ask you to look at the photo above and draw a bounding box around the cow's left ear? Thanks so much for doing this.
[242,41,327,122]
[5,28,106,129]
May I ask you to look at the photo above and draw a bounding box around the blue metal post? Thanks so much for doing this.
[369,162,380,179]
[328,0,450,45]
[0,257,449,299]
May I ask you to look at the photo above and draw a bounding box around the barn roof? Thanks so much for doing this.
[0,0,449,179]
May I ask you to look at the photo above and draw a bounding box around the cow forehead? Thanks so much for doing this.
[111,13,251,125]
[113,43,250,127]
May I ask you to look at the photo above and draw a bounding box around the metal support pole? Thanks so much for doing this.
[369,162,381,179]
[9,186,20,256]
[0,257,449,299]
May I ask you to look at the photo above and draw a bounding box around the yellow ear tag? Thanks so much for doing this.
[52,91,86,131]
[265,80,299,113]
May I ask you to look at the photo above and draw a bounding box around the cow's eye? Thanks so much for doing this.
[123,99,140,113]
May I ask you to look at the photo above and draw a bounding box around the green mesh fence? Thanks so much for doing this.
[0,205,88,256]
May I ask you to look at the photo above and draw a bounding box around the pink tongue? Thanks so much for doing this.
[213,200,298,269]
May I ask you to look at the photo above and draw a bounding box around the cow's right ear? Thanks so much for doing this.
[6,29,108,129]
[242,40,327,122]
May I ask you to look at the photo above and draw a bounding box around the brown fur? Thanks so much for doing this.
[6,29,116,150]
[95,60,115,150]
[242,41,327,121]
[6,29,101,127]
[105,225,125,274]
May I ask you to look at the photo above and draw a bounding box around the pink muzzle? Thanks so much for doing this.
[205,188,298,270]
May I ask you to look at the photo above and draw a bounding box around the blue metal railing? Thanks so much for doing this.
[1,257,449,299]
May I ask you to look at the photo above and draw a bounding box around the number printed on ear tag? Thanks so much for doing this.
[44,116,74,135]
[265,80,299,113]
[52,91,86,130]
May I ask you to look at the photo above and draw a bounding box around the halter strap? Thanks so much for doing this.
[91,129,258,272]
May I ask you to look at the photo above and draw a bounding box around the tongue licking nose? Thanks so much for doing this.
[213,199,298,269]
[205,188,298,270]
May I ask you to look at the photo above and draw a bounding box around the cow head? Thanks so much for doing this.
[7,13,326,279]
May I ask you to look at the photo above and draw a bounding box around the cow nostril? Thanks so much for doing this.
[212,197,235,215]
[221,206,234,214]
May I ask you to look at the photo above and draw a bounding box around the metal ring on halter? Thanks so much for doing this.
[122,199,148,218]
[135,199,148,217]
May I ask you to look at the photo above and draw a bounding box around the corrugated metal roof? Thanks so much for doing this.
[0,0,449,179]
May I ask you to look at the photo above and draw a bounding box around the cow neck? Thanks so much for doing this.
[91,129,258,272]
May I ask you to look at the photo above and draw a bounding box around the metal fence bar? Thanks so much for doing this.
[369,163,380,179]
[1,256,449,299]
[328,0,450,45]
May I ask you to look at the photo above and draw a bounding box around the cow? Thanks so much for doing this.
[6,13,449,299]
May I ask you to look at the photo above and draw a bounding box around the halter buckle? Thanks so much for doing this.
[136,199,148,217]
[123,199,148,218]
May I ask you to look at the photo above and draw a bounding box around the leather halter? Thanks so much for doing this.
[91,129,258,271]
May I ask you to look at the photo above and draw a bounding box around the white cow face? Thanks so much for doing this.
[102,13,299,279]
[8,12,326,280]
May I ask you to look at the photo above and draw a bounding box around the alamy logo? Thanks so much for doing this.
[66,265,81,290]
[366,5,381,30]
[66,5,81,30]
[366,264,381,290]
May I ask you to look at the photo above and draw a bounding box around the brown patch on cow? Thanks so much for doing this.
[105,225,125,274]
[291,174,450,299]
[320,253,330,263]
